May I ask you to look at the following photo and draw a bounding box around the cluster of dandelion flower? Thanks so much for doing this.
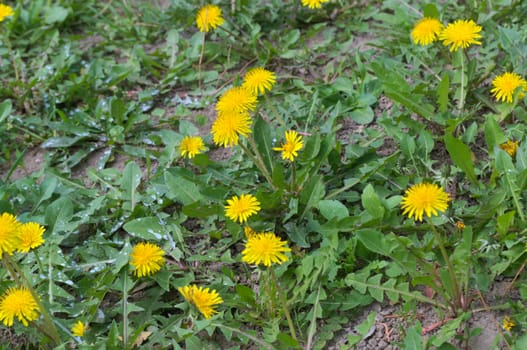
[273,130,304,162]
[0,212,46,257]
[242,231,291,267]
[400,183,450,222]
[211,68,276,147]
[411,17,482,52]
[178,285,223,319]
[0,4,14,23]
[0,287,40,327]
[301,0,330,9]
[129,242,166,277]
[491,72,527,104]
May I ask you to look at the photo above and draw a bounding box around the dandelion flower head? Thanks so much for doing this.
[216,87,257,115]
[0,287,39,327]
[439,19,482,52]
[242,68,276,95]
[178,285,223,319]
[0,4,14,23]
[0,213,20,257]
[17,222,45,253]
[196,4,224,33]
[503,316,515,332]
[211,110,252,147]
[491,72,527,103]
[456,221,465,230]
[411,17,443,46]
[401,183,450,222]
[500,140,519,157]
[242,231,291,267]
[130,242,165,277]
[71,320,87,337]
[179,136,206,159]
[225,194,261,224]
[273,130,304,161]
[301,0,330,9]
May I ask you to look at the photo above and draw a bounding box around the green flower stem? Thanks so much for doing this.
[264,95,286,127]
[198,31,206,89]
[0,27,20,82]
[3,254,61,345]
[269,266,297,341]
[31,250,49,303]
[458,50,465,115]
[122,266,130,348]
[430,224,462,311]
[291,161,297,192]
[239,139,275,189]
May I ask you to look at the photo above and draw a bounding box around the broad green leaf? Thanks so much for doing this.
[182,202,222,218]
[437,73,449,113]
[299,175,325,220]
[497,211,515,236]
[45,197,74,235]
[110,98,127,125]
[253,116,274,175]
[120,161,142,210]
[384,89,434,120]
[423,4,439,18]
[368,274,383,302]
[361,184,385,219]
[444,133,478,184]
[355,229,388,255]
[317,200,349,220]
[404,323,424,350]
[484,115,506,154]
[350,106,374,124]
[0,99,12,123]
[44,5,69,24]
[123,217,166,241]
[164,170,202,205]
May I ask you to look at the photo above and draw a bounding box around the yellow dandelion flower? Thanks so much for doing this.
[0,287,39,327]
[242,68,276,95]
[401,183,450,222]
[130,242,165,277]
[17,222,45,253]
[211,110,252,147]
[71,320,87,337]
[196,4,224,33]
[455,221,465,230]
[490,72,527,103]
[242,232,291,267]
[411,17,443,46]
[178,285,223,319]
[500,140,519,157]
[439,19,482,52]
[216,87,257,115]
[0,4,14,23]
[225,194,261,224]
[502,316,515,332]
[273,130,304,161]
[301,0,330,9]
[0,213,21,257]
[179,136,206,159]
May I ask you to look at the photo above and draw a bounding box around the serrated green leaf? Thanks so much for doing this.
[444,133,478,184]
[164,170,202,205]
[253,116,274,175]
